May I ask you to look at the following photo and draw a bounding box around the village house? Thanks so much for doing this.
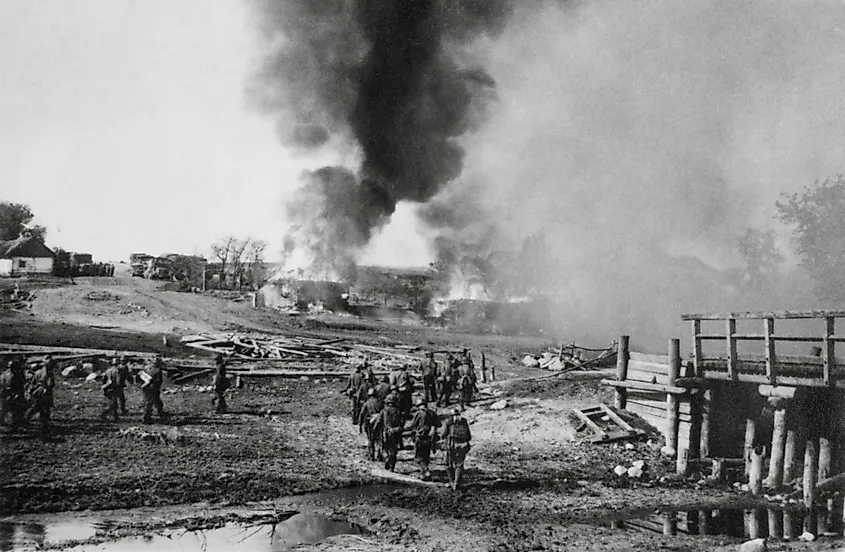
[0,234,55,277]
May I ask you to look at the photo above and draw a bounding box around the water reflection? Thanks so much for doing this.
[608,501,844,540]
[0,513,367,552]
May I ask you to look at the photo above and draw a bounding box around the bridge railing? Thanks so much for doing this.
[681,310,845,387]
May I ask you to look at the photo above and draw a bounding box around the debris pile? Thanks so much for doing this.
[0,287,34,313]
[522,342,617,372]
[180,333,425,371]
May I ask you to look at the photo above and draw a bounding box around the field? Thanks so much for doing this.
[0,276,834,551]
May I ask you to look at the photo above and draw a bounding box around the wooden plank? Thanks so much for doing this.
[726,318,737,381]
[627,401,693,423]
[615,335,630,410]
[824,317,835,387]
[692,319,702,377]
[764,318,777,384]
[572,407,607,439]
[627,396,693,414]
[629,352,670,364]
[625,370,668,385]
[370,468,441,488]
[701,370,844,388]
[602,379,689,394]
[600,404,636,432]
[682,310,845,321]
[628,360,670,375]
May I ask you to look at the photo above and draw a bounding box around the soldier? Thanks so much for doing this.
[358,388,384,461]
[420,352,438,404]
[117,356,130,415]
[26,356,56,440]
[409,397,440,480]
[1,359,27,428]
[140,355,167,424]
[395,365,413,421]
[457,358,477,410]
[100,358,122,421]
[361,360,375,384]
[441,407,472,490]
[345,365,365,425]
[437,355,455,407]
[212,353,230,414]
[381,395,404,472]
[374,375,391,400]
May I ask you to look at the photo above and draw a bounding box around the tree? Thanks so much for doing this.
[0,202,46,242]
[737,227,783,289]
[52,248,72,277]
[211,237,237,288]
[777,175,845,301]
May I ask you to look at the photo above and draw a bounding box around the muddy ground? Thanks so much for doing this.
[1,276,841,551]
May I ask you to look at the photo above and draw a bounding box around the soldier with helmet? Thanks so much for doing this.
[409,396,440,480]
[441,407,472,490]
[358,387,384,461]
[420,351,438,404]
[380,393,404,472]
[26,356,56,440]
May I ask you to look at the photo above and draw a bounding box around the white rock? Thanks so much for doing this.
[738,537,767,552]
[632,460,645,468]
[85,372,99,382]
[627,466,643,478]
[624,443,635,450]
[522,355,540,368]
[489,400,508,410]
[660,445,676,457]
[798,531,816,542]
[613,465,627,476]
[601,415,610,422]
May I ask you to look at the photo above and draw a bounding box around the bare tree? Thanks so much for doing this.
[229,238,252,290]
[211,237,237,289]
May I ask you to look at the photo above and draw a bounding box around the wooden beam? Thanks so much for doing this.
[726,319,737,381]
[691,319,702,377]
[764,318,777,385]
[666,338,681,456]
[757,384,800,399]
[601,379,690,395]
[682,310,845,321]
[824,317,835,386]
[615,335,630,410]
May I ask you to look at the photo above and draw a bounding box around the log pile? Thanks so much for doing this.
[180,333,426,372]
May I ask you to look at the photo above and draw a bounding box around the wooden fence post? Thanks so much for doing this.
[783,396,806,486]
[745,391,762,476]
[824,316,835,387]
[764,317,777,385]
[691,319,702,376]
[614,335,630,410]
[726,318,737,381]
[749,446,765,496]
[666,338,681,457]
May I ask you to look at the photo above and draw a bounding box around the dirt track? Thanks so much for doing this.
[0,277,838,551]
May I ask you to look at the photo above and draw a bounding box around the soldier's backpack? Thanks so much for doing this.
[449,418,471,443]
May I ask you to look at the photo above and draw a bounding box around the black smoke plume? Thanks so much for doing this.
[249,0,512,277]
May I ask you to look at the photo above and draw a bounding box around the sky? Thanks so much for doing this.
[0,0,433,265]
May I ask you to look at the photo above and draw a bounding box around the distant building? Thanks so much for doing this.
[0,235,55,277]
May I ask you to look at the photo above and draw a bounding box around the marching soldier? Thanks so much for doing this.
[212,353,230,414]
[458,358,477,410]
[374,375,391,400]
[437,355,455,407]
[0,359,26,428]
[395,365,413,421]
[441,407,472,490]
[358,388,384,461]
[140,355,168,424]
[27,356,56,440]
[381,395,404,472]
[409,397,440,480]
[100,358,122,422]
[345,365,365,424]
[420,352,438,404]
[117,356,130,415]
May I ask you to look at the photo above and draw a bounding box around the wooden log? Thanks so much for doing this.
[697,509,711,535]
[615,335,629,410]
[661,513,677,536]
[711,458,725,481]
[172,369,214,384]
[824,316,835,387]
[727,318,737,380]
[783,397,806,487]
[749,446,765,495]
[745,392,762,476]
[601,379,690,394]
[699,385,712,459]
[233,370,390,379]
[817,393,834,483]
[758,384,801,399]
[692,319,702,376]
[766,398,788,488]
[783,511,796,540]
[764,317,777,385]
[369,468,441,487]
[804,434,820,509]
[768,507,783,538]
[676,447,689,476]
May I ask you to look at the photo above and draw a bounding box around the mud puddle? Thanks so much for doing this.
[599,501,845,541]
[0,512,369,552]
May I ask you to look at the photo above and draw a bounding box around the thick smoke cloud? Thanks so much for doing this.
[249,0,512,277]
[424,0,845,348]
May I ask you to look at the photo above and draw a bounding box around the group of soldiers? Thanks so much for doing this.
[0,352,173,440]
[345,348,483,490]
